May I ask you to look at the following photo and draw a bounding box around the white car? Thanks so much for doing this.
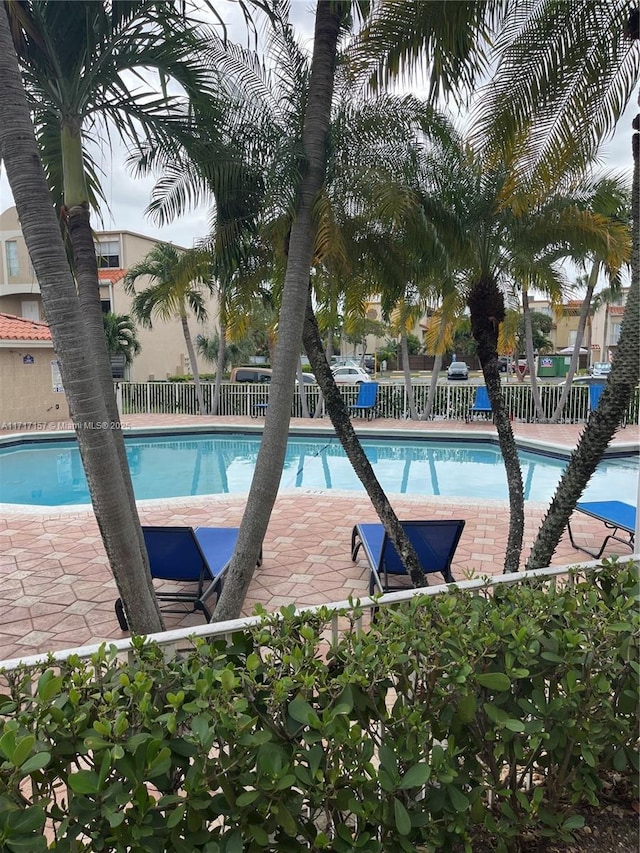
[331,365,372,384]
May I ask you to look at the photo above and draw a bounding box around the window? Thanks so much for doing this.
[101,299,112,314]
[95,240,120,268]
[21,300,40,321]
[5,240,19,277]
[609,323,622,346]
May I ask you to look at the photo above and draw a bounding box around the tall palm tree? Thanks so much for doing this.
[142,11,470,603]
[124,242,214,415]
[477,0,640,563]
[5,0,225,625]
[212,0,349,620]
[353,0,639,569]
[102,311,141,370]
[0,6,164,634]
[533,177,630,423]
[418,144,627,570]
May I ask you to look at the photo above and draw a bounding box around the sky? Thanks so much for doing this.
[0,3,637,251]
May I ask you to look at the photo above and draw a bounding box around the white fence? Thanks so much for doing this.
[117,380,640,424]
[0,557,632,673]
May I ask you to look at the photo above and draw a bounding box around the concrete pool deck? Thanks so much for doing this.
[0,415,637,663]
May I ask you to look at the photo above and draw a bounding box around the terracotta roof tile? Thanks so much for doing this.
[0,312,52,341]
[98,268,126,284]
[609,306,625,316]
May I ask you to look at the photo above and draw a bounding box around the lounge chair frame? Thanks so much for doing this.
[115,525,262,630]
[567,501,635,559]
[351,519,465,595]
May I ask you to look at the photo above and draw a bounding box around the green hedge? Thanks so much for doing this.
[1,559,638,852]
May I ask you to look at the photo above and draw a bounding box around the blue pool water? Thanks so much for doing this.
[0,432,637,507]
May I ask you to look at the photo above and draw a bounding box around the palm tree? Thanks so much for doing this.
[477,1,640,563]
[124,242,214,415]
[0,6,164,634]
[141,12,469,604]
[212,0,348,620]
[102,312,141,372]
[532,177,630,423]
[419,144,628,571]
[353,0,639,570]
[421,290,465,421]
[5,0,225,626]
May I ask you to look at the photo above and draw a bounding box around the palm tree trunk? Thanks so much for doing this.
[468,277,524,574]
[527,116,640,569]
[522,286,547,422]
[421,353,442,420]
[549,262,599,423]
[63,121,163,629]
[302,296,427,585]
[401,334,418,419]
[296,362,311,417]
[211,321,226,416]
[0,12,163,634]
[212,0,344,622]
[180,313,207,415]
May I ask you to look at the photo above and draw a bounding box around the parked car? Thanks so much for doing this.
[498,356,510,373]
[511,359,528,375]
[447,361,469,380]
[229,366,273,383]
[572,375,608,386]
[229,367,316,384]
[589,362,611,378]
[331,365,372,384]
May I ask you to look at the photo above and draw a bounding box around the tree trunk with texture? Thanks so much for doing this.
[296,363,311,417]
[180,313,207,415]
[303,295,428,586]
[548,262,599,423]
[0,12,164,634]
[522,286,547,423]
[527,118,640,569]
[63,116,163,634]
[401,334,417,419]
[421,353,443,420]
[212,0,344,621]
[211,321,226,416]
[468,277,525,574]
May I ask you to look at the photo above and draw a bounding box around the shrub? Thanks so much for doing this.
[0,559,637,852]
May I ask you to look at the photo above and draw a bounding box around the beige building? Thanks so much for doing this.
[0,313,69,424]
[0,207,218,381]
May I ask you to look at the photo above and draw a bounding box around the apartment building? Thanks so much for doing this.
[0,207,218,381]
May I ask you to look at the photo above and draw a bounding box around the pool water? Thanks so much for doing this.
[0,433,636,507]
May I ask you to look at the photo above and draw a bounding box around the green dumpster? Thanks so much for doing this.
[537,355,567,377]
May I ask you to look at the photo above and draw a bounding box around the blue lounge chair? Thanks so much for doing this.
[588,383,605,412]
[114,526,262,630]
[351,519,465,595]
[349,381,379,419]
[467,386,493,422]
[567,501,636,559]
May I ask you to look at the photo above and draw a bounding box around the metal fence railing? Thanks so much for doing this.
[0,557,628,672]
[118,380,640,425]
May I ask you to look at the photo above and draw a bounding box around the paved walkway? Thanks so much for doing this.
[0,416,637,663]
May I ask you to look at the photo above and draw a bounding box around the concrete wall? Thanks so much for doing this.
[0,346,70,425]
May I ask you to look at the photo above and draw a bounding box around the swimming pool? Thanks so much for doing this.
[0,431,637,507]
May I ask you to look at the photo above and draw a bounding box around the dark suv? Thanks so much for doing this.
[498,356,510,373]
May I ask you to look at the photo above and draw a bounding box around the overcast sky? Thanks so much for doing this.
[0,2,636,250]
